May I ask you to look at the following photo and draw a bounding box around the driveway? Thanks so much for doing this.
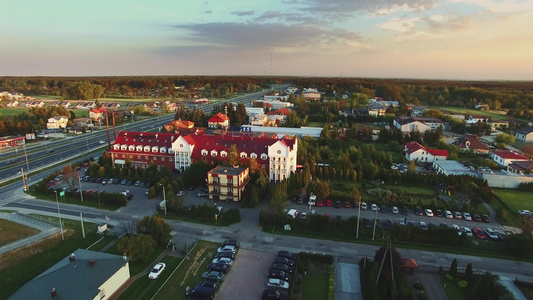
[405,272,447,300]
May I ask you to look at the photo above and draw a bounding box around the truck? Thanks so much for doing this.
[287,209,299,219]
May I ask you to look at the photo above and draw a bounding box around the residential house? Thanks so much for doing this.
[404,141,449,163]
[489,120,509,132]
[6,100,19,107]
[393,117,443,133]
[51,101,60,107]
[490,150,530,167]
[466,115,491,124]
[163,119,195,132]
[89,107,108,123]
[61,101,72,108]
[367,103,386,117]
[507,161,533,175]
[250,114,269,126]
[208,113,230,129]
[515,127,533,142]
[302,92,321,101]
[453,134,490,155]
[72,118,94,128]
[411,106,425,117]
[47,116,69,129]
[369,97,399,107]
[8,249,130,300]
[109,131,298,182]
[207,165,250,202]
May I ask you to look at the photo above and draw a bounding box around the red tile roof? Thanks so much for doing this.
[494,150,528,160]
[113,132,177,151]
[208,113,230,123]
[405,141,449,157]
[453,135,490,151]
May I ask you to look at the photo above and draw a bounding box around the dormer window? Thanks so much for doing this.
[168,149,174,154]
[120,145,127,151]
[152,146,159,153]
[240,152,247,159]
[113,144,120,150]
[250,153,257,159]
[144,146,150,152]
[136,145,142,152]
[261,153,268,160]
[160,146,167,153]
[128,145,135,151]
[221,151,227,157]
[201,149,208,156]
[211,150,218,157]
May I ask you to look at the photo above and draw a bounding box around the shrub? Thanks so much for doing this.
[413,281,424,291]
[446,273,454,281]
[457,280,468,288]
[222,208,241,225]
[417,292,428,300]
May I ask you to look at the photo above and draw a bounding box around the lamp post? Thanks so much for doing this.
[78,176,83,202]
[54,190,64,240]
[356,196,361,239]
[97,187,101,209]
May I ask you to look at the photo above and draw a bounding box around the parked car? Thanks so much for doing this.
[271,263,293,274]
[461,227,473,237]
[120,179,127,185]
[217,245,237,253]
[211,257,233,266]
[207,263,230,273]
[267,278,289,289]
[275,256,294,266]
[436,209,443,217]
[484,228,499,240]
[415,207,423,216]
[453,211,463,219]
[148,262,166,279]
[472,227,486,239]
[419,221,428,230]
[299,212,307,220]
[481,214,491,223]
[380,205,387,213]
[363,218,372,228]
[268,269,289,281]
[452,224,462,235]
[361,202,367,210]
[188,184,198,191]
[215,251,235,260]
[398,218,406,226]
[196,280,217,291]
[462,212,472,221]
[444,210,453,219]
[185,286,215,299]
[176,191,186,197]
[221,240,240,249]
[262,288,287,300]
[325,199,332,207]
[371,204,377,211]
[402,206,409,215]
[334,201,341,208]
[54,175,63,181]
[424,209,434,217]
[392,206,399,214]
[277,250,298,260]
[344,201,351,208]
[316,198,323,207]
[518,210,532,215]
[440,223,448,228]
[201,271,225,282]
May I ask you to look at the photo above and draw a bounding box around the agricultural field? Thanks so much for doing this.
[0,219,39,247]
[0,108,28,117]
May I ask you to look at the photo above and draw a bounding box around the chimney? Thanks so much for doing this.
[89,259,96,266]
[51,288,57,297]
[69,253,76,262]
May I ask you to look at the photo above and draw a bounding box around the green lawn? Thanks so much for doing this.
[434,106,508,121]
[493,189,533,214]
[0,219,101,300]
[154,241,218,300]
[301,271,329,300]
[117,255,183,300]
[517,284,533,299]
[384,185,437,196]
[27,186,122,211]
[306,121,325,127]
[0,219,39,247]
[0,108,28,116]
[440,277,466,300]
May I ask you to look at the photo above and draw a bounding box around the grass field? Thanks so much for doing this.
[0,108,28,116]
[493,189,533,213]
[0,219,39,247]
[440,277,466,300]
[517,284,533,299]
[301,271,329,300]
[384,185,437,196]
[117,255,183,300]
[0,218,101,300]
[435,106,508,121]
[154,240,218,300]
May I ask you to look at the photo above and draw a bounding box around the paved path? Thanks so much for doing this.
[405,272,447,300]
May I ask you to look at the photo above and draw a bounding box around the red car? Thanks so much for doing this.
[344,201,351,208]
[48,181,56,187]
[316,198,323,207]
[324,213,330,218]
[82,162,89,167]
[472,227,486,239]
[325,199,332,207]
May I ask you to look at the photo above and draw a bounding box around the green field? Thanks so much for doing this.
[0,108,28,117]
[384,185,437,196]
[493,189,533,214]
[301,271,329,300]
[440,277,466,300]
[435,106,508,121]
[0,219,39,247]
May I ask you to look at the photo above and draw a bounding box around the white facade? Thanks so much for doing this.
[268,140,298,181]
[47,116,69,129]
[393,120,431,133]
[172,136,193,170]
[405,149,446,163]
[95,261,130,300]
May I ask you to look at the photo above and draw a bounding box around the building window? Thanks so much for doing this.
[129,155,133,158]
[137,156,141,159]
[169,158,173,161]
[161,157,165,161]
[212,177,219,184]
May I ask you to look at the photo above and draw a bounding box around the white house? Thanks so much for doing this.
[404,141,449,163]
[47,116,69,129]
[393,117,430,133]
[515,127,533,142]
[9,249,130,300]
[490,150,530,167]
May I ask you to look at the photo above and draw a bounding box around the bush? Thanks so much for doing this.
[446,273,454,281]
[457,280,468,288]
[413,281,424,291]
[417,292,428,300]
[222,208,241,225]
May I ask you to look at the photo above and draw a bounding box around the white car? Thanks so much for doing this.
[484,228,499,240]
[361,202,368,210]
[176,191,186,197]
[462,212,472,221]
[99,140,106,144]
[461,227,473,237]
[392,206,399,214]
[217,245,237,253]
[371,204,378,211]
[54,175,63,181]
[424,209,434,217]
[148,262,166,279]
[452,224,462,235]
[518,210,532,216]
[453,211,463,219]
[211,257,233,266]
[444,210,453,219]
[419,221,428,230]
[267,278,289,289]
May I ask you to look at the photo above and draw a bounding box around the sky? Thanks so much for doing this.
[2,0,533,80]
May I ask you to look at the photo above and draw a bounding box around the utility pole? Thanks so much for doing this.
[78,176,83,202]
[372,205,378,241]
[80,213,85,238]
[54,190,64,240]
[163,186,167,216]
[356,196,361,239]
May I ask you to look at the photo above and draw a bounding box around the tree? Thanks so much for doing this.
[449,258,458,278]
[321,123,331,139]
[494,133,516,146]
[374,244,402,284]
[465,263,473,282]
[117,234,156,262]
[61,165,77,192]
[136,215,172,246]
[310,179,330,199]
[225,144,239,167]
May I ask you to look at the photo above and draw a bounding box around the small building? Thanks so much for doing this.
[6,100,19,107]
[61,101,72,108]
[393,117,443,133]
[515,127,533,142]
[404,141,448,163]
[466,115,490,124]
[490,150,530,167]
[89,107,108,123]
[432,160,477,176]
[47,116,69,129]
[73,118,94,128]
[489,120,509,132]
[207,165,250,202]
[8,249,130,300]
[453,134,490,155]
[507,161,533,175]
[208,113,230,129]
[163,119,195,132]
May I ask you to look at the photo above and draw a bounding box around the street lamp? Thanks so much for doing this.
[78,176,83,202]
[54,190,65,240]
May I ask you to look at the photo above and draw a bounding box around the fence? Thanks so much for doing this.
[0,227,61,255]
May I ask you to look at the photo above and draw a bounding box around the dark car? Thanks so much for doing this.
[221,239,240,249]
[201,271,225,283]
[439,223,448,228]
[402,206,409,215]
[207,263,230,273]
[262,288,287,300]
[436,209,443,217]
[268,269,289,281]
[297,197,305,205]
[196,280,217,291]
[415,207,424,216]
[473,213,481,222]
[363,218,372,228]
[272,263,293,274]
[334,201,341,208]
[215,251,235,260]
[481,214,491,223]
[188,184,198,191]
[384,219,392,230]
[275,256,294,266]
[380,205,387,213]
[277,250,297,260]
[186,285,215,299]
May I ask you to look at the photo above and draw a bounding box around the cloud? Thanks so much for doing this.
[294,0,440,14]
[453,0,533,13]
[379,17,421,33]
[231,10,255,16]
[205,10,212,14]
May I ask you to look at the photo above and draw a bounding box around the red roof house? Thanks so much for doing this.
[208,113,230,129]
[404,141,449,163]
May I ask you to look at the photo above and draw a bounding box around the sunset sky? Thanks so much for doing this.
[2,0,533,80]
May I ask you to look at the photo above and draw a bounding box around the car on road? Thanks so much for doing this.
[262,288,287,300]
[98,140,105,144]
[424,209,434,217]
[201,271,225,283]
[518,210,532,215]
[453,211,463,219]
[484,228,499,240]
[472,213,481,222]
[361,202,367,210]
[481,214,491,223]
[461,227,473,237]
[148,262,165,279]
[472,227,486,239]
[267,278,289,289]
[197,191,209,197]
[134,180,141,186]
[462,212,472,221]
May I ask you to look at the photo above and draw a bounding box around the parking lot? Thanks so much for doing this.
[216,248,276,299]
